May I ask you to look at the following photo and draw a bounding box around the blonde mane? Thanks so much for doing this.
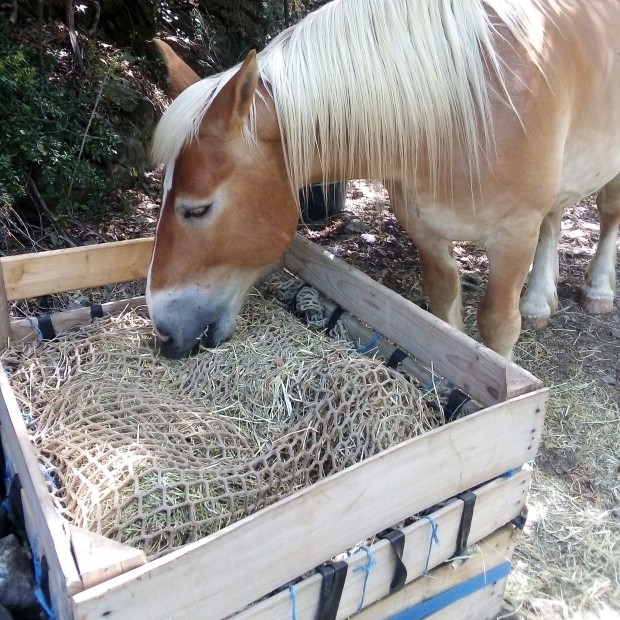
[152,0,549,196]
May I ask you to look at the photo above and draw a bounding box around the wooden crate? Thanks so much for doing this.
[0,235,548,620]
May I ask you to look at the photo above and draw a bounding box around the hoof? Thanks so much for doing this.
[521,315,550,330]
[579,294,614,315]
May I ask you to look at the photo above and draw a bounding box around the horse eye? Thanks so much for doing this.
[183,204,212,219]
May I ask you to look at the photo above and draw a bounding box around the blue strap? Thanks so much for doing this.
[388,561,512,620]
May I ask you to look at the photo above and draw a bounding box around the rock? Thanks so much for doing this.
[602,374,617,386]
[344,219,369,234]
[610,327,620,340]
[0,604,14,620]
[0,535,39,618]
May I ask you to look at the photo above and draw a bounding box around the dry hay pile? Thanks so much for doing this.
[6,289,437,559]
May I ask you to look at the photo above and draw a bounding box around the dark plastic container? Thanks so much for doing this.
[300,182,346,222]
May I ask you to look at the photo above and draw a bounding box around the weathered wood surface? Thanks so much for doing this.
[8,297,147,345]
[0,369,81,620]
[354,524,515,620]
[71,390,546,620]
[284,235,542,406]
[69,526,147,591]
[233,470,529,619]
[0,238,153,301]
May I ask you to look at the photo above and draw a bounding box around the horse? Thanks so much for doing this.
[146,0,620,360]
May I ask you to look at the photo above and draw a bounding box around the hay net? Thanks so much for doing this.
[5,276,439,559]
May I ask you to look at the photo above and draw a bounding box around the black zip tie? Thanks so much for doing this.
[444,389,472,422]
[454,491,477,558]
[37,315,56,341]
[316,560,348,620]
[325,306,345,334]
[386,348,408,370]
[90,304,104,319]
[378,529,408,592]
[511,507,528,530]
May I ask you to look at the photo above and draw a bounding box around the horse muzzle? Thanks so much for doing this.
[146,288,239,359]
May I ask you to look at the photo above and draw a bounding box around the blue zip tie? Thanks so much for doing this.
[357,333,381,354]
[388,561,512,620]
[289,584,297,620]
[39,464,59,490]
[353,545,377,611]
[26,316,44,340]
[422,515,440,574]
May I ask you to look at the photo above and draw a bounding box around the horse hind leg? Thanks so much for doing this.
[580,176,620,314]
[387,184,463,330]
[519,209,563,329]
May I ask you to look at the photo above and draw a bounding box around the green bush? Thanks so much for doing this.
[0,32,123,218]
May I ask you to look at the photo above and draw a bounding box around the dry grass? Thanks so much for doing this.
[501,321,620,620]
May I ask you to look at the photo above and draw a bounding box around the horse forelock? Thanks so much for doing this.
[152,0,551,196]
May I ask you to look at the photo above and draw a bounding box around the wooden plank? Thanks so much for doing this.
[284,234,542,405]
[0,238,153,301]
[0,368,83,620]
[232,469,530,619]
[71,389,546,620]
[69,526,146,590]
[0,263,10,349]
[8,297,147,345]
[354,525,515,620]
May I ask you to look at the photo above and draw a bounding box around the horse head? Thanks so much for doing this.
[147,41,299,358]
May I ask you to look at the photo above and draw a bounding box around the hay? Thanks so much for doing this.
[6,288,438,559]
[502,323,620,619]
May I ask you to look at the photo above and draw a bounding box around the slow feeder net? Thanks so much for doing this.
[7,284,437,559]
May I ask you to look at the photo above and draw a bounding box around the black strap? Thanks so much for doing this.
[378,529,408,592]
[37,315,56,340]
[454,491,477,558]
[444,389,472,422]
[511,507,528,530]
[316,561,348,620]
[90,304,104,319]
[325,306,345,334]
[387,348,408,370]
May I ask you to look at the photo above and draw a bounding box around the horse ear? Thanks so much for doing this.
[209,50,259,135]
[153,39,201,99]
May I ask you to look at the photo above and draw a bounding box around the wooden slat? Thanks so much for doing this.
[8,297,147,345]
[232,469,530,619]
[284,234,542,405]
[71,389,546,620]
[0,238,153,301]
[69,526,146,590]
[0,369,83,620]
[0,263,10,348]
[355,525,515,620]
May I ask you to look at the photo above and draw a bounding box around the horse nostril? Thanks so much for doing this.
[154,325,173,344]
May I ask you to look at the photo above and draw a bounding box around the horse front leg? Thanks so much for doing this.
[519,208,562,329]
[479,229,541,358]
[581,175,620,313]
